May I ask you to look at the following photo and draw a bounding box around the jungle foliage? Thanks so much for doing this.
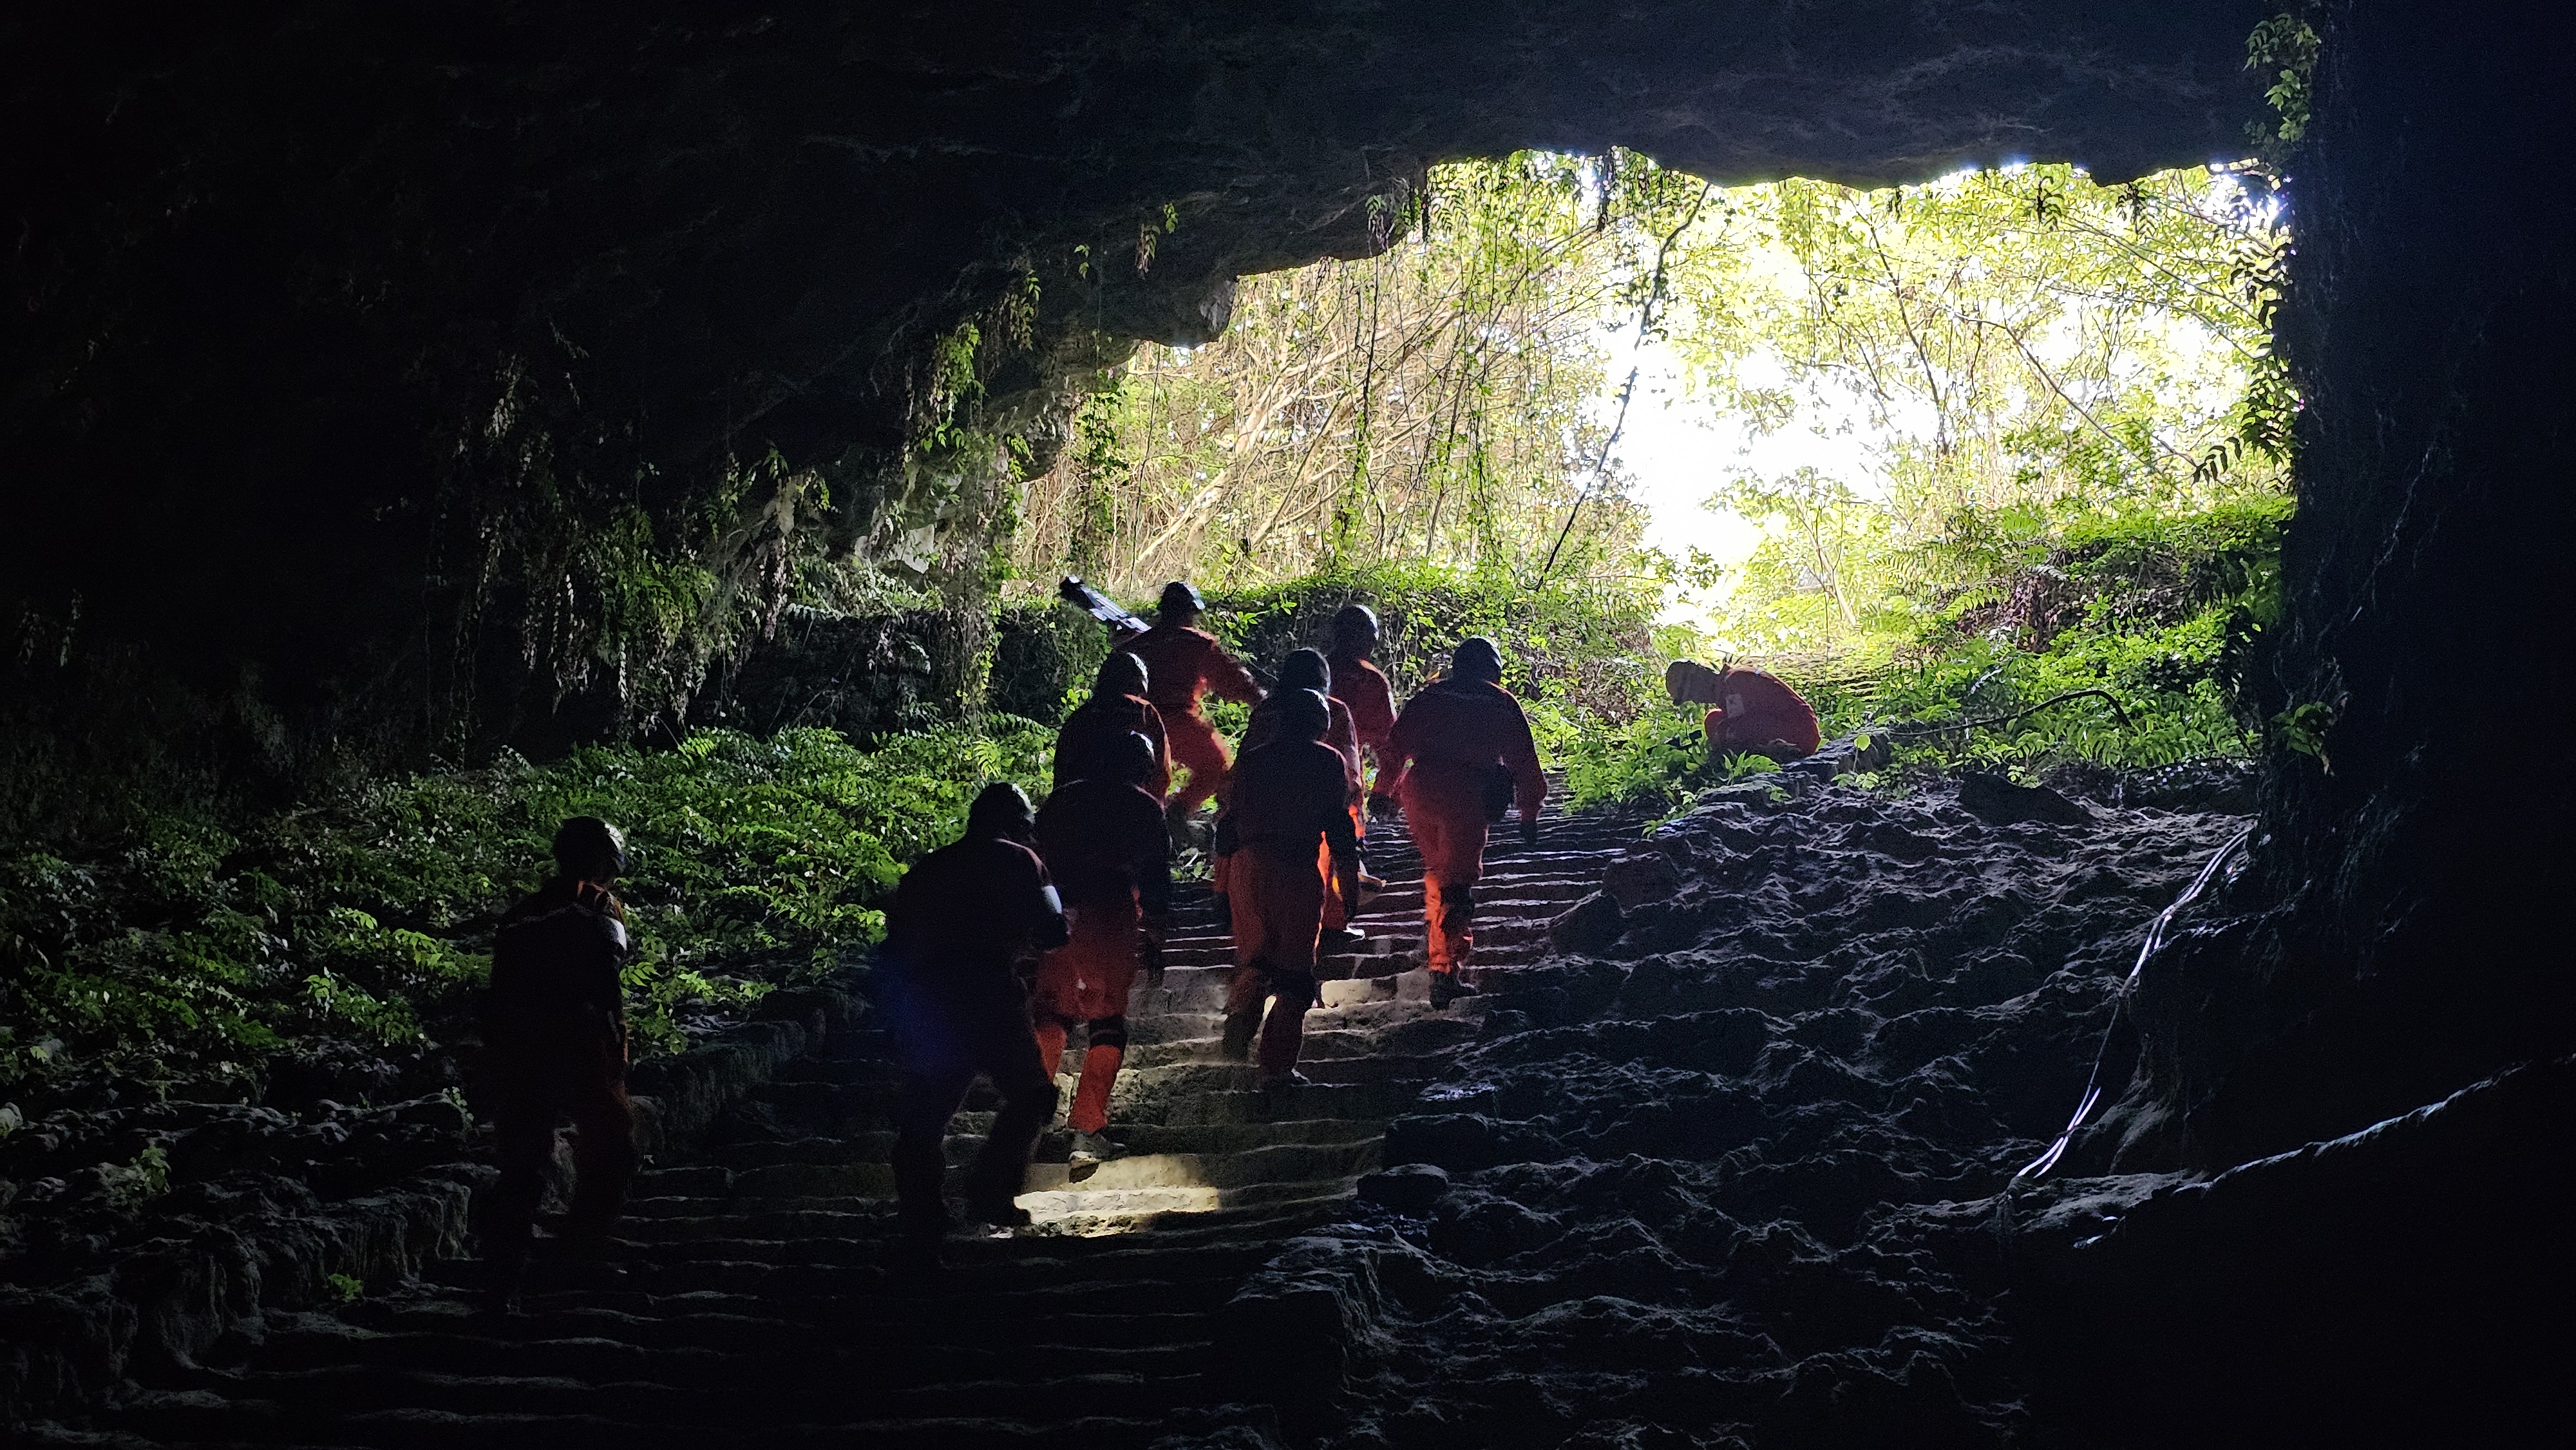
[0,722,1049,1107]
[1010,151,1712,596]
[1566,495,2292,813]
[2,146,2297,1121]
[1008,151,2293,820]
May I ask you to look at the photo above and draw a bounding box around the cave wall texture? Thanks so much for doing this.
[4,0,2261,774]
[6,1,2568,1178]
[2116,0,2576,1167]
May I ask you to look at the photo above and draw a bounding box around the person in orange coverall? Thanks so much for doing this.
[1032,732,1171,1159]
[1124,581,1264,819]
[481,816,638,1313]
[1369,637,1546,1006]
[1217,690,1361,1092]
[1667,659,1822,760]
[1054,651,1170,800]
[878,784,1069,1248]
[1325,604,1397,766]
[1323,603,1396,905]
[1238,649,1364,941]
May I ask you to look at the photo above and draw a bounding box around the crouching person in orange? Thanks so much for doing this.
[1369,639,1547,1008]
[878,784,1070,1252]
[481,817,640,1313]
[1217,690,1361,1095]
[1126,581,1264,824]
[1055,652,1171,800]
[1667,659,1821,761]
[1032,733,1171,1165]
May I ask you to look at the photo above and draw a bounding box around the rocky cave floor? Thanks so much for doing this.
[1,762,2269,1446]
[1283,766,2254,1449]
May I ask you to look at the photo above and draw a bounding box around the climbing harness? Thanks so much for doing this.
[2012,826,2253,1180]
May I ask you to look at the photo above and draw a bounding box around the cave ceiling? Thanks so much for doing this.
[1,1,2265,690]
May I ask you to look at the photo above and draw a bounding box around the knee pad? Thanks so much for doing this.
[1084,1015,1130,1051]
[1271,972,1318,1012]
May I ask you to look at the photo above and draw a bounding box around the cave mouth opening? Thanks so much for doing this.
[995,150,2293,804]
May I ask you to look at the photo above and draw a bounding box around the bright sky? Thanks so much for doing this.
[1600,338,1879,630]
[1587,162,2257,634]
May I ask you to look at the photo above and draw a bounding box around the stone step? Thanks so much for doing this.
[97,788,1640,1450]
[652,1116,1381,1191]
[118,1399,1269,1450]
[393,1260,1251,1318]
[167,1362,1212,1432]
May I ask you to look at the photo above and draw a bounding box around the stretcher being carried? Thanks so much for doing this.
[1058,576,1148,642]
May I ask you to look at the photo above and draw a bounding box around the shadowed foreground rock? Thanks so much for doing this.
[1285,776,2257,1445]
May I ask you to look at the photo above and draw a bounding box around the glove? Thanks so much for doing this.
[1518,816,1540,849]
[1367,793,1399,820]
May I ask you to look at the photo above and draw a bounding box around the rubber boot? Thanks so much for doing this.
[1429,970,1479,1009]
[1220,1007,1261,1062]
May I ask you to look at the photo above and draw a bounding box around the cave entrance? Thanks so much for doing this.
[1005,153,2291,789]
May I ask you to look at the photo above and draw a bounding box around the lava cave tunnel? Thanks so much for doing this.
[2,3,2570,1445]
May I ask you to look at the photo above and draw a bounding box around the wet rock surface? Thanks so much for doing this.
[1298,777,2253,1447]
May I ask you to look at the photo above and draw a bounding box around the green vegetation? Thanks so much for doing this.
[1566,495,2290,813]
[0,722,1048,1099]
[1561,159,2295,813]
[1011,152,1712,595]
[1009,153,2291,822]
[3,145,2297,1124]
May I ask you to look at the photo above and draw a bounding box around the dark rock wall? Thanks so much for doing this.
[2120,0,2576,1166]
[1,1,2262,774]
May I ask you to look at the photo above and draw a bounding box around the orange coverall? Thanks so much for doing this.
[1703,668,1821,758]
[1125,624,1263,812]
[1376,677,1548,974]
[1220,739,1360,1077]
[1032,778,1170,1134]
[1326,651,1397,763]
[1325,652,1394,925]
[1053,692,1171,800]
[1236,692,1363,928]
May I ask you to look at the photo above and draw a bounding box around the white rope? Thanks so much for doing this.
[2014,827,2253,1180]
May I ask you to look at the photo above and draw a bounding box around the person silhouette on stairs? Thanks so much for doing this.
[1236,648,1367,945]
[1032,732,1172,1169]
[1218,690,1361,1098]
[480,816,639,1313]
[1054,651,1171,800]
[1369,637,1548,1008]
[1124,581,1264,824]
[878,784,1070,1251]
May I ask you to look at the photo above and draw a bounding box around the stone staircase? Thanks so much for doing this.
[58,796,1641,1448]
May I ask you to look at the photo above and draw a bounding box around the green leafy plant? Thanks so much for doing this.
[2272,699,2338,772]
[0,720,1052,1097]
[99,1144,171,1210]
